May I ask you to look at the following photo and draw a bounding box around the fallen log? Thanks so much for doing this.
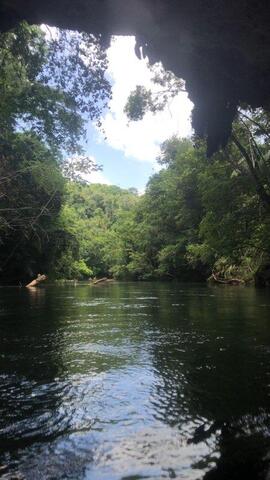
[26,274,47,288]
[92,277,115,285]
[209,272,245,285]
[93,277,108,285]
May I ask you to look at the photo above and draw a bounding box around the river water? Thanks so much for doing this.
[0,282,270,479]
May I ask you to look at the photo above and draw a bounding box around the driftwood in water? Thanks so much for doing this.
[92,277,115,285]
[93,277,108,285]
[26,274,47,288]
[209,272,244,285]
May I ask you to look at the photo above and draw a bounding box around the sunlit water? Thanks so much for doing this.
[1,282,270,479]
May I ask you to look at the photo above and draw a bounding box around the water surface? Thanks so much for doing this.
[1,282,270,479]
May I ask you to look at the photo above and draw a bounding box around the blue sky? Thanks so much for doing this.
[82,37,193,191]
[84,124,155,191]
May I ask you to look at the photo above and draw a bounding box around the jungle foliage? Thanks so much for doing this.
[1,22,270,285]
[58,121,270,284]
[0,22,110,283]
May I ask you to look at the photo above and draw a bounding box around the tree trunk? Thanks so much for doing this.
[26,274,47,288]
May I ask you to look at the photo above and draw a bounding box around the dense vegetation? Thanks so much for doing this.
[56,183,139,280]
[0,22,110,284]
[57,126,270,285]
[1,22,270,286]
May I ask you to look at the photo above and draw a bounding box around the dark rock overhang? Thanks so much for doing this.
[1,0,270,155]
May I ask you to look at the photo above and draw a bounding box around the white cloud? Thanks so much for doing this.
[99,36,193,163]
[40,24,59,40]
[83,169,111,185]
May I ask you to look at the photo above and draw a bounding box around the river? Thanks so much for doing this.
[0,282,270,479]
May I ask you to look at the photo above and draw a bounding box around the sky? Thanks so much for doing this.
[82,36,193,191]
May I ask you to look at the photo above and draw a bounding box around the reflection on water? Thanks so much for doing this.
[0,283,270,479]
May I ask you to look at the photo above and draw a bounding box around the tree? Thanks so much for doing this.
[123,139,206,280]
[0,21,111,283]
[124,68,270,211]
[0,133,65,283]
[0,21,111,153]
[124,63,185,121]
[58,183,139,279]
